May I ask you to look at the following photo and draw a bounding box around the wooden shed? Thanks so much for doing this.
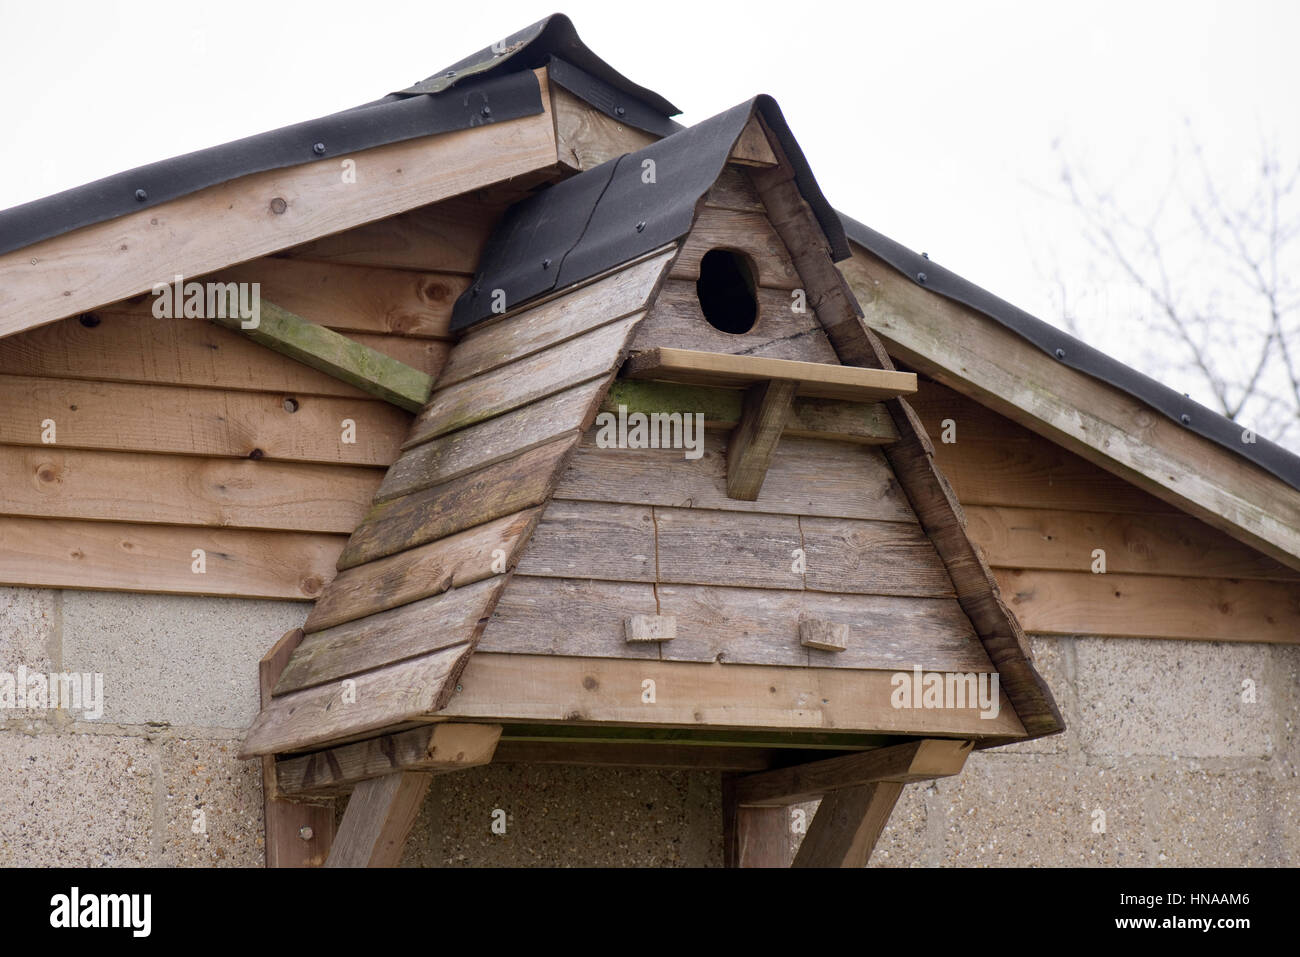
[2,15,1297,868]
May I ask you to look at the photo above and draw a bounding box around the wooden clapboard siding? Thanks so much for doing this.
[407,312,644,444]
[0,515,342,600]
[967,505,1300,582]
[481,575,987,671]
[339,435,579,569]
[304,509,539,633]
[554,431,917,522]
[670,206,801,289]
[0,67,558,339]
[997,569,1300,643]
[380,381,607,503]
[630,280,839,363]
[440,653,1024,738]
[0,374,407,466]
[276,577,502,695]
[704,165,766,213]
[438,251,673,387]
[276,194,505,274]
[0,445,380,533]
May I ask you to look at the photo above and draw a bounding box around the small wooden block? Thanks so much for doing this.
[799,619,848,652]
[625,614,677,642]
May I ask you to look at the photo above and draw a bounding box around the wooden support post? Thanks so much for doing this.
[792,781,904,868]
[260,628,336,868]
[727,379,798,500]
[325,771,433,868]
[722,774,792,867]
[210,297,434,412]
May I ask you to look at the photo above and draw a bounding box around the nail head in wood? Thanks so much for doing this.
[799,618,848,652]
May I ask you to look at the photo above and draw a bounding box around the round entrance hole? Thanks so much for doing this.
[696,248,758,335]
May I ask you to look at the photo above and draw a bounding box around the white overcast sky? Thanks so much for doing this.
[3,0,1297,420]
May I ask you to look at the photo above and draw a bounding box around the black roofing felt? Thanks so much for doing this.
[0,70,544,259]
[839,213,1300,491]
[451,96,849,331]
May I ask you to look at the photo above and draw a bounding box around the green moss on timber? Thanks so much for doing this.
[603,379,744,426]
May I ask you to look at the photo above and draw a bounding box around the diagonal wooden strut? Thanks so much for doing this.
[326,771,433,868]
[727,379,797,500]
[792,781,903,867]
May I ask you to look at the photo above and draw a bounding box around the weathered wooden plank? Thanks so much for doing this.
[438,252,672,387]
[671,206,800,289]
[601,379,898,444]
[800,516,957,598]
[553,85,659,170]
[240,644,470,757]
[442,654,1025,737]
[305,509,538,633]
[0,374,407,466]
[409,312,642,444]
[209,298,433,411]
[729,116,780,167]
[799,619,848,652]
[625,614,677,642]
[555,432,917,522]
[631,279,839,363]
[382,380,606,502]
[0,445,379,533]
[325,771,433,867]
[654,508,802,590]
[0,515,342,600]
[842,245,1300,573]
[497,741,779,771]
[624,347,917,402]
[480,575,990,671]
[276,576,503,695]
[0,313,376,398]
[791,781,904,868]
[736,739,972,806]
[705,166,766,213]
[515,501,657,582]
[478,577,661,660]
[967,505,1300,581]
[727,379,797,500]
[340,434,579,569]
[998,568,1300,643]
[276,194,502,274]
[0,70,558,338]
[276,723,502,797]
[349,334,450,378]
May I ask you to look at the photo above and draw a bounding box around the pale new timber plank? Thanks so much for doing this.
[339,434,579,569]
[791,781,904,868]
[240,645,470,757]
[304,509,538,633]
[0,515,342,600]
[276,723,502,797]
[671,206,800,289]
[276,576,502,695]
[553,85,659,170]
[555,432,917,522]
[735,738,972,806]
[966,505,1300,582]
[0,375,407,466]
[997,568,1300,643]
[383,380,606,502]
[208,299,433,411]
[841,246,1300,573]
[630,280,839,364]
[276,194,503,274]
[442,654,1025,737]
[260,627,336,867]
[0,445,379,533]
[0,313,372,398]
[727,380,797,500]
[624,347,917,402]
[0,69,558,338]
[409,312,643,444]
[438,252,673,387]
[326,771,432,867]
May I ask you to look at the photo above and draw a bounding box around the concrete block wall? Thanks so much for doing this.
[2,587,1295,867]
